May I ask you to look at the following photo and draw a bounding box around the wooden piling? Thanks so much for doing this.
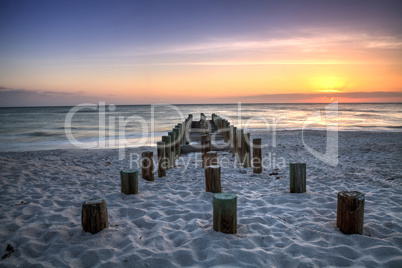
[162,136,171,170]
[232,126,237,157]
[201,135,212,168]
[81,197,108,234]
[289,163,306,193]
[141,151,154,181]
[173,127,180,157]
[253,138,262,173]
[206,151,218,166]
[120,169,139,194]
[337,191,365,235]
[205,165,222,193]
[168,131,175,167]
[213,193,237,234]
[236,129,243,164]
[176,123,183,145]
[229,125,234,154]
[157,142,166,177]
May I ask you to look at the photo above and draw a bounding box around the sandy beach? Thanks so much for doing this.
[0,130,401,267]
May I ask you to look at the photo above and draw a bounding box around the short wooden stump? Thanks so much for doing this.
[289,163,306,193]
[141,151,154,181]
[213,193,237,234]
[205,165,222,193]
[120,169,139,195]
[337,191,365,234]
[81,197,108,234]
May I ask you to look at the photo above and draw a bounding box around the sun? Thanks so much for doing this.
[312,77,345,92]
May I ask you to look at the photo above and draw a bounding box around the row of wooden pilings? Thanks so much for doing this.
[155,114,194,177]
[82,113,364,236]
[203,113,364,235]
[211,113,258,171]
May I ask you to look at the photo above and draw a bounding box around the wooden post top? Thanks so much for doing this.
[214,193,236,200]
[83,197,105,205]
[338,191,365,200]
[121,169,138,174]
[205,165,220,169]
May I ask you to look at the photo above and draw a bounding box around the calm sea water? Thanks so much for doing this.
[0,103,401,152]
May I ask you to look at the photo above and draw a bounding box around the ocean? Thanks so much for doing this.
[0,103,401,152]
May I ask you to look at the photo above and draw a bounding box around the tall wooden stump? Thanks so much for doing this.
[161,136,171,170]
[201,134,211,168]
[185,118,192,144]
[176,123,183,145]
[236,129,243,163]
[243,133,251,168]
[289,163,306,193]
[229,126,234,154]
[120,169,139,194]
[213,193,237,234]
[181,121,187,145]
[253,138,262,173]
[157,142,166,177]
[206,151,218,166]
[337,191,365,235]
[173,127,180,157]
[141,151,154,181]
[232,126,237,157]
[205,165,222,193]
[168,131,175,167]
[81,197,108,234]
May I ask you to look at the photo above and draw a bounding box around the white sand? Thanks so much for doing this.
[0,130,401,267]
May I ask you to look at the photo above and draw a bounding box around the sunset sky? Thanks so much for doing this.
[0,0,401,106]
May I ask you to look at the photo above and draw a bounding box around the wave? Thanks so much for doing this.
[27,131,64,137]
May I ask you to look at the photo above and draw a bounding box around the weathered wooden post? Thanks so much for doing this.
[185,114,193,144]
[213,193,237,234]
[141,151,154,181]
[162,136,171,170]
[289,163,306,193]
[157,142,166,177]
[337,191,365,235]
[236,129,243,163]
[201,134,211,168]
[222,120,226,141]
[200,113,206,128]
[253,138,262,173]
[205,165,222,193]
[81,197,108,234]
[206,151,218,166]
[243,132,251,168]
[201,125,208,135]
[181,121,187,145]
[176,123,182,145]
[201,133,210,143]
[173,127,180,157]
[226,121,230,142]
[168,131,175,167]
[232,126,237,157]
[229,125,234,154]
[120,169,139,194]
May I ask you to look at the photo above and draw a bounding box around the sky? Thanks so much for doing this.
[0,0,401,106]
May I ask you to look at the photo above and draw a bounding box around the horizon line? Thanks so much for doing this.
[1,102,401,109]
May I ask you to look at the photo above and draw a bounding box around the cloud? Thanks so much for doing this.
[218,91,402,103]
[73,30,402,68]
[1,86,401,107]
[0,87,95,107]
